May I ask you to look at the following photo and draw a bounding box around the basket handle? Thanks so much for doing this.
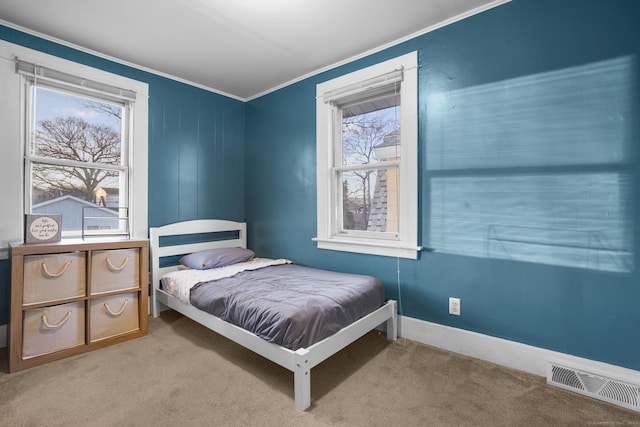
[106,256,129,272]
[104,299,128,316]
[41,261,72,278]
[41,311,72,329]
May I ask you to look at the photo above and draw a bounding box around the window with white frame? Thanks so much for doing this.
[0,41,148,255]
[315,52,419,259]
[20,62,133,235]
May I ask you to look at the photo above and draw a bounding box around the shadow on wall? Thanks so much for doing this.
[426,56,635,273]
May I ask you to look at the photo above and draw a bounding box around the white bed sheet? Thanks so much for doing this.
[161,257,291,304]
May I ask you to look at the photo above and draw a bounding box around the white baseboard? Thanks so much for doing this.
[399,315,640,384]
[1,314,636,385]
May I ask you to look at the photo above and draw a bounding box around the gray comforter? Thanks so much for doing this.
[189,264,384,350]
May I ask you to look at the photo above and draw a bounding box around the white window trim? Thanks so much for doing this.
[314,52,420,259]
[0,40,148,258]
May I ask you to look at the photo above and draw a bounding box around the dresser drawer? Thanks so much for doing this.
[22,301,85,359]
[91,248,140,294]
[23,253,86,305]
[90,293,139,342]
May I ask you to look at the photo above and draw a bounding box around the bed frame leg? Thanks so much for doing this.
[151,293,162,318]
[294,350,311,411]
[386,300,398,341]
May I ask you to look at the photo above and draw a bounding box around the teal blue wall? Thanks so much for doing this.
[0,25,246,325]
[245,0,640,370]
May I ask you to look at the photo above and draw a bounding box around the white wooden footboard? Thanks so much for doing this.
[291,299,397,410]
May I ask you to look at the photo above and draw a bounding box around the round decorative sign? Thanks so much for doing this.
[30,216,59,238]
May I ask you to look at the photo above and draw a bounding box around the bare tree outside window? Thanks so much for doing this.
[30,87,123,207]
[33,116,121,203]
[341,104,399,232]
[80,99,122,120]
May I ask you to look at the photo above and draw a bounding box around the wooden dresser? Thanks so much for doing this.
[9,238,148,372]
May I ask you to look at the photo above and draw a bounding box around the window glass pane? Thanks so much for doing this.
[28,85,126,234]
[31,86,123,165]
[341,168,399,233]
[341,94,400,167]
[340,93,400,235]
[31,164,123,232]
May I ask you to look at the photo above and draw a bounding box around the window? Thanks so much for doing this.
[0,41,148,256]
[23,73,130,235]
[315,52,419,258]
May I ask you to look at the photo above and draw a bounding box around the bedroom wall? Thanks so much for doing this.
[0,25,246,327]
[245,0,640,371]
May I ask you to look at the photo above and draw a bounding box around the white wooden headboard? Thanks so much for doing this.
[149,219,247,297]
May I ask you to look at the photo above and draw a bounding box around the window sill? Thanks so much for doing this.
[312,237,421,259]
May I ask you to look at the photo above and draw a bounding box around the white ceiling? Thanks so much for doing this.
[0,0,507,100]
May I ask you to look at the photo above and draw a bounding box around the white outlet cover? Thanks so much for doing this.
[449,297,461,316]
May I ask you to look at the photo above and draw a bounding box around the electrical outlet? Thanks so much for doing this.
[449,297,461,316]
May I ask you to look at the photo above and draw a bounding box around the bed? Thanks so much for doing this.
[150,219,398,411]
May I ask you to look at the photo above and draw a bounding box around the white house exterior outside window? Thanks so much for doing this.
[315,52,419,259]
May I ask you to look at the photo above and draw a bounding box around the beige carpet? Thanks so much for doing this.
[1,310,638,426]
